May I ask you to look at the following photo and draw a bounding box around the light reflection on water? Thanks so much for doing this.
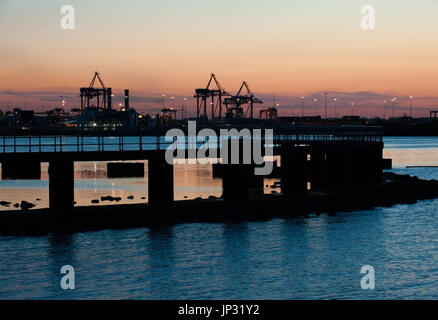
[384,136,438,168]
[0,137,438,299]
[0,162,279,210]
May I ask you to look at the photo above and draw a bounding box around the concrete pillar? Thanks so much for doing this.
[249,173,264,197]
[280,149,308,196]
[212,163,224,178]
[220,137,265,201]
[349,147,382,186]
[310,150,326,191]
[325,150,350,190]
[2,160,41,180]
[49,160,74,213]
[222,164,252,201]
[148,153,174,204]
[366,147,383,184]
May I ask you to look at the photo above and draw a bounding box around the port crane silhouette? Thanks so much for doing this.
[80,72,113,111]
[195,73,231,122]
[224,81,263,119]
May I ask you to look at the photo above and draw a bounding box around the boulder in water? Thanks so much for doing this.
[0,201,11,207]
[20,201,35,211]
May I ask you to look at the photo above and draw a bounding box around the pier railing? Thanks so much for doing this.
[0,127,382,154]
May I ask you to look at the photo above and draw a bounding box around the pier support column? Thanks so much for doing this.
[222,164,252,201]
[249,173,264,197]
[310,150,327,190]
[148,153,174,204]
[220,138,258,201]
[349,147,382,186]
[280,150,308,196]
[325,150,350,190]
[49,160,74,213]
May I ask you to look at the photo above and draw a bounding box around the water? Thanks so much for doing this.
[1,137,438,299]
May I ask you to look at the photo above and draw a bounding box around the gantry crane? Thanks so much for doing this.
[80,72,112,111]
[195,73,231,121]
[224,81,263,119]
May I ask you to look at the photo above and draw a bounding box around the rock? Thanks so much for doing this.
[184,196,188,199]
[91,199,100,204]
[13,203,20,208]
[36,198,42,201]
[101,196,121,202]
[20,201,35,211]
[0,201,11,207]
[127,195,134,200]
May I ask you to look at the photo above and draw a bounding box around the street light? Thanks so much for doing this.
[409,96,414,118]
[383,100,387,119]
[161,94,165,108]
[183,97,188,120]
[391,98,397,118]
[300,96,305,117]
[313,98,318,116]
[351,102,355,116]
[333,98,338,118]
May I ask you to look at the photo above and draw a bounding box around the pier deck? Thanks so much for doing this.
[0,126,384,213]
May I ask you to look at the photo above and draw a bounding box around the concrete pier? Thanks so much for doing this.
[49,160,74,213]
[148,153,174,204]
[0,127,385,214]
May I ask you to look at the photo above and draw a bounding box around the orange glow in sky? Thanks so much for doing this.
[1,0,438,116]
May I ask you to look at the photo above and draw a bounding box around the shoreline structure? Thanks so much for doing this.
[1,173,437,235]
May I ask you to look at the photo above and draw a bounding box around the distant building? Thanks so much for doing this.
[76,107,139,128]
[2,108,36,127]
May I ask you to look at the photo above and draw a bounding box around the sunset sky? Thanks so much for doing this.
[1,0,438,116]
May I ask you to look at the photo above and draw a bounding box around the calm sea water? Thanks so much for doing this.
[1,137,438,299]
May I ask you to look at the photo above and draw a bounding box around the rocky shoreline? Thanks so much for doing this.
[1,172,438,236]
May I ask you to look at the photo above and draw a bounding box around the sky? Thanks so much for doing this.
[1,0,438,117]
